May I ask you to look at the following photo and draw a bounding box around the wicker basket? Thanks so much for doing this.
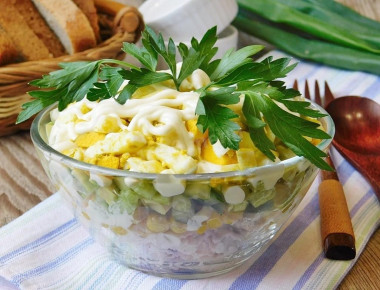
[0,0,144,137]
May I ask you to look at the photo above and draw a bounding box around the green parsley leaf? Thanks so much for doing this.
[119,68,172,87]
[16,87,66,124]
[122,42,157,71]
[30,61,99,88]
[143,26,177,76]
[249,57,297,81]
[177,26,219,87]
[242,92,277,160]
[243,91,331,170]
[17,25,333,170]
[87,83,112,101]
[196,88,241,150]
[209,45,264,81]
[177,47,205,86]
[117,84,138,104]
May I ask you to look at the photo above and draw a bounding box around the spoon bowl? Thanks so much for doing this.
[326,96,380,200]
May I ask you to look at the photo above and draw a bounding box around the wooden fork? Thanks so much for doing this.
[293,80,356,260]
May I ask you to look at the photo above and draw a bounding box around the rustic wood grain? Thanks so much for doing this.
[335,1,380,289]
[0,132,54,227]
[338,0,380,21]
[0,0,379,288]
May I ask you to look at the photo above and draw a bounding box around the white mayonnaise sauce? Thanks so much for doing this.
[48,69,211,158]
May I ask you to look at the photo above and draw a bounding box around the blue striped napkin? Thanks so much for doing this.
[1,51,379,290]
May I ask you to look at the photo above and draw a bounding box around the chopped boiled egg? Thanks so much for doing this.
[201,139,237,165]
[85,131,147,158]
[125,157,164,173]
[151,143,197,174]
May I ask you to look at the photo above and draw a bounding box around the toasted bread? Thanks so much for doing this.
[72,0,101,43]
[12,0,66,57]
[32,0,97,54]
[0,2,51,61]
[0,27,19,65]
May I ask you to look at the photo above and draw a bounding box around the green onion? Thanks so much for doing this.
[237,0,380,54]
[233,13,380,74]
[305,0,380,31]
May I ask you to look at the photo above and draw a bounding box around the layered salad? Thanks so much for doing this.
[24,27,332,277]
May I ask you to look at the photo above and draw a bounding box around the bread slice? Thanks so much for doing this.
[11,0,66,57]
[0,2,51,61]
[0,27,19,66]
[72,0,101,43]
[32,0,97,54]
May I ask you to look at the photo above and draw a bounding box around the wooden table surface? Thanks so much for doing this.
[335,2,380,289]
[0,0,379,289]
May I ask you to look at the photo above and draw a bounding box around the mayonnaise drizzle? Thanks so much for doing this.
[48,69,211,157]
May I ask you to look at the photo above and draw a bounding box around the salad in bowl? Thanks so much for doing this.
[20,26,334,278]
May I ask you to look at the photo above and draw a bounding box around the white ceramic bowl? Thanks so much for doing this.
[213,25,239,59]
[139,0,238,42]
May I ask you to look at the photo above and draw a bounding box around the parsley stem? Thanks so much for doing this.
[99,59,140,71]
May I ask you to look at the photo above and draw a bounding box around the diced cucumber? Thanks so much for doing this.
[184,183,211,200]
[277,144,296,161]
[118,187,140,214]
[228,200,249,212]
[71,169,98,196]
[141,199,171,215]
[171,195,194,223]
[114,177,128,191]
[247,180,276,208]
[200,189,226,214]
[151,193,171,205]
[282,165,299,182]
[97,187,117,205]
[130,181,158,199]
[114,176,139,192]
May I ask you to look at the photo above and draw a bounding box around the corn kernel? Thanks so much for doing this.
[170,218,187,234]
[197,223,208,235]
[207,217,223,229]
[96,155,120,169]
[111,226,127,235]
[146,213,170,233]
[75,132,106,148]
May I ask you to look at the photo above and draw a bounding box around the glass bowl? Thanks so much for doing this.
[30,102,334,279]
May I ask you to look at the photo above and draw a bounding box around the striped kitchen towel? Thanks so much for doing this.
[0,51,379,290]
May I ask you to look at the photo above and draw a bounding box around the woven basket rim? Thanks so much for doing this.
[0,0,144,137]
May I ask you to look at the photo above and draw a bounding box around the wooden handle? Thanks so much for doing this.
[318,179,356,260]
[95,0,125,16]
[95,0,143,34]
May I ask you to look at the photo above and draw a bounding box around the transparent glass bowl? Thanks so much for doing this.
[31,103,334,279]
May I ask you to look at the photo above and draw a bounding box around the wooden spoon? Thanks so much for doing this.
[326,96,380,200]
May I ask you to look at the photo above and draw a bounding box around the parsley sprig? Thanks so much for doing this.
[17,26,332,170]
